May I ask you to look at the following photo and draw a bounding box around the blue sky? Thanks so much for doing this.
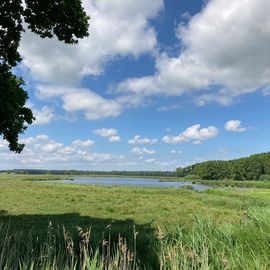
[1,0,270,170]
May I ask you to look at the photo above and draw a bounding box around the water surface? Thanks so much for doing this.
[43,177,211,191]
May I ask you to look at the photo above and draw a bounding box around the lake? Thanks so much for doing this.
[42,177,211,191]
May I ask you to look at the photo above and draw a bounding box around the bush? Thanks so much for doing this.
[180,185,195,190]
[259,174,270,181]
[183,174,201,181]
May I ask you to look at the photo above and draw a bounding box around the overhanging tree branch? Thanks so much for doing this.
[0,0,90,152]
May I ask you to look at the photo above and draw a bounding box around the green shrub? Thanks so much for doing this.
[183,174,201,181]
[259,174,270,181]
[180,185,195,190]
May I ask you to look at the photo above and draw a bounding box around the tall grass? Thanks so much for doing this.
[1,207,270,269]
[158,207,270,270]
[0,222,139,270]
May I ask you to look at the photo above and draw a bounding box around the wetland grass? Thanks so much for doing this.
[1,174,270,269]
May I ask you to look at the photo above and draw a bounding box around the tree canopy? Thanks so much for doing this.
[0,0,89,152]
[176,152,270,181]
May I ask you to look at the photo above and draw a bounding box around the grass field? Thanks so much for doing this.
[159,177,270,189]
[1,174,270,269]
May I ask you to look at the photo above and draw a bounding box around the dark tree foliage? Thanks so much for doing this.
[8,169,176,177]
[0,65,33,153]
[0,0,89,152]
[177,152,270,181]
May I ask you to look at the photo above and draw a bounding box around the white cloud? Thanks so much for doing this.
[19,0,163,84]
[145,158,156,163]
[162,124,218,144]
[36,84,146,121]
[94,128,121,142]
[38,142,63,153]
[0,136,187,170]
[62,90,122,120]
[37,85,123,120]
[117,0,270,104]
[0,140,9,150]
[130,147,156,155]
[108,136,121,142]
[27,102,54,125]
[170,149,183,154]
[20,158,42,164]
[94,128,117,137]
[224,120,247,132]
[72,139,95,147]
[58,146,77,155]
[32,106,54,125]
[16,1,164,123]
[0,135,126,170]
[128,135,158,145]
[20,134,49,145]
[36,84,72,99]
[193,92,234,107]
[0,135,182,170]
[157,104,182,112]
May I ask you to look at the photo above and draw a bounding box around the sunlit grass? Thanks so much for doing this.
[1,208,270,269]
[1,174,270,268]
[158,207,270,269]
[0,174,247,229]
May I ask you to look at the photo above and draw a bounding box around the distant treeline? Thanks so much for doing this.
[6,169,176,177]
[176,152,270,181]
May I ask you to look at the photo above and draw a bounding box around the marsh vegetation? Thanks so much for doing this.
[1,174,270,269]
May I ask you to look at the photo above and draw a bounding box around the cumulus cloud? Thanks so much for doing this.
[36,84,146,121]
[162,124,218,144]
[128,135,158,145]
[94,128,120,142]
[37,85,123,120]
[107,136,120,142]
[32,106,54,125]
[19,0,163,84]
[16,1,165,123]
[38,142,64,153]
[0,140,9,150]
[193,140,202,145]
[0,135,182,170]
[62,90,122,120]
[130,147,156,155]
[117,0,270,104]
[20,134,49,145]
[72,139,95,147]
[27,103,54,125]
[224,120,247,132]
[94,128,117,137]
[0,135,125,169]
[145,158,156,163]
[157,104,182,112]
[170,149,183,154]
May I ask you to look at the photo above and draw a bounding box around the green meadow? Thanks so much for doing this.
[1,174,270,269]
[160,177,270,189]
